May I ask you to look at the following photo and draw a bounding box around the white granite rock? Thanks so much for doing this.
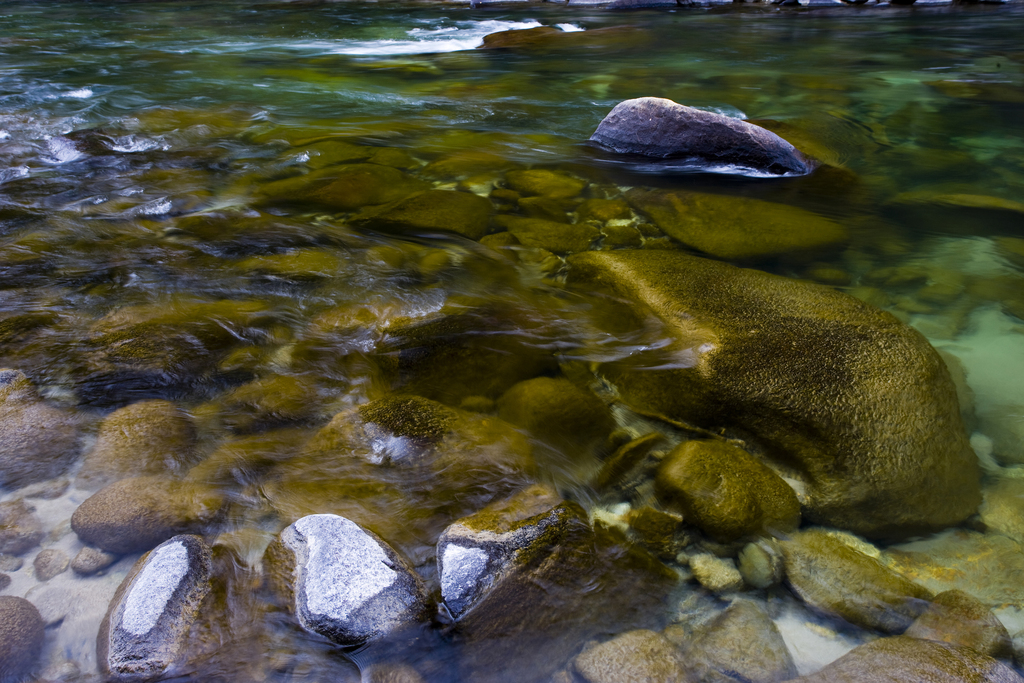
[98,534,212,680]
[274,514,426,647]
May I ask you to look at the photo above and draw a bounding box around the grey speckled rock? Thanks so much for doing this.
[71,547,119,576]
[795,636,1024,683]
[0,596,45,683]
[685,600,797,683]
[436,484,566,620]
[572,629,689,683]
[589,97,813,176]
[265,514,426,647]
[98,534,212,681]
[0,500,43,556]
[71,476,223,554]
[33,548,69,581]
[0,369,80,489]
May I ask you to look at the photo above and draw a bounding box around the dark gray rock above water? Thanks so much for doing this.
[436,484,566,620]
[0,368,80,489]
[0,596,45,683]
[99,534,212,681]
[265,514,427,647]
[589,97,813,176]
[794,636,1024,683]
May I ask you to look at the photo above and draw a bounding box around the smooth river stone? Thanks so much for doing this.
[269,514,426,646]
[0,596,45,683]
[98,534,212,680]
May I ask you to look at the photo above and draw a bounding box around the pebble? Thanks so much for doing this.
[0,553,25,571]
[689,553,744,593]
[34,548,70,581]
[71,547,119,576]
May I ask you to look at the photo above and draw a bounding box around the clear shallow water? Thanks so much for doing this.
[2,1,1024,681]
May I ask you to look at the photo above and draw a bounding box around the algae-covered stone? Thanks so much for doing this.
[77,400,197,489]
[572,629,689,683]
[504,169,586,199]
[626,506,683,561]
[497,216,599,254]
[436,484,566,619]
[592,432,664,492]
[71,476,224,554]
[0,369,80,488]
[234,249,346,282]
[685,599,797,683]
[590,97,813,176]
[0,500,44,556]
[794,636,1024,683]
[578,198,631,223]
[566,250,980,539]
[256,164,429,211]
[98,535,212,680]
[738,538,785,589]
[656,440,799,543]
[780,529,932,633]
[352,190,492,241]
[265,514,427,646]
[904,589,1012,660]
[497,377,615,455]
[0,596,45,683]
[205,374,319,434]
[689,553,744,593]
[185,428,308,487]
[626,189,846,259]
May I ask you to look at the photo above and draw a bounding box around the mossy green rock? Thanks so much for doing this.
[572,629,690,683]
[234,249,345,282]
[351,190,492,241]
[626,189,847,259]
[497,377,615,455]
[204,375,319,434]
[794,636,1024,683]
[578,198,632,223]
[780,529,933,634]
[497,216,599,254]
[655,440,800,543]
[256,164,428,211]
[566,250,980,539]
[77,399,198,489]
[504,169,587,199]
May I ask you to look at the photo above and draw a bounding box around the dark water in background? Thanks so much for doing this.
[2,1,1024,680]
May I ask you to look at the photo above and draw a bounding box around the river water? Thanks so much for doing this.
[1,1,1024,681]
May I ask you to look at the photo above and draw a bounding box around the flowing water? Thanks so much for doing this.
[2,1,1024,681]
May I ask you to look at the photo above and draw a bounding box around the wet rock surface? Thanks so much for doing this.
[904,589,1013,660]
[590,97,814,175]
[265,514,427,647]
[794,635,1024,683]
[71,546,119,576]
[781,529,933,633]
[567,250,981,539]
[496,377,615,457]
[71,476,224,554]
[656,439,800,543]
[0,369,80,488]
[99,534,213,680]
[572,629,689,683]
[0,596,45,683]
[684,599,798,683]
[76,399,198,489]
[352,190,493,241]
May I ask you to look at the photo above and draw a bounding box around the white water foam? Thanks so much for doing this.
[64,88,93,99]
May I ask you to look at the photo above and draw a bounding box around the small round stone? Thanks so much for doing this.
[34,548,70,581]
[689,554,744,593]
[71,547,119,576]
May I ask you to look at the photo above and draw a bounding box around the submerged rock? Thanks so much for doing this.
[0,368,80,488]
[264,514,427,647]
[566,250,981,539]
[572,629,689,683]
[351,190,493,241]
[684,599,798,683]
[71,546,119,576]
[71,476,224,554]
[495,216,600,254]
[496,377,615,456]
[794,636,1024,683]
[77,399,198,489]
[256,164,429,211]
[0,596,45,683]
[625,189,847,259]
[590,97,814,176]
[436,484,568,620]
[904,589,1013,660]
[98,535,213,680]
[33,548,69,581]
[0,500,44,556]
[655,439,800,543]
[780,529,932,634]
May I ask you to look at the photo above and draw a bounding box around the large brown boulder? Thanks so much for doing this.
[566,250,980,539]
[590,97,813,176]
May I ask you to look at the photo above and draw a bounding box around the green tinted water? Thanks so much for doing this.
[1,1,1024,681]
